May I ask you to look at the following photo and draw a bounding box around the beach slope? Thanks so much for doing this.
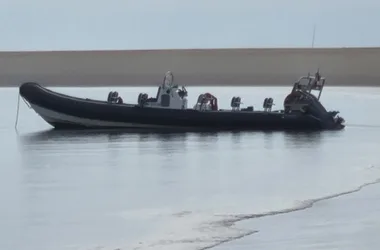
[1,48,379,87]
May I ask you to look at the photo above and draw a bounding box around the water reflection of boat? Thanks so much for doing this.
[18,128,189,144]
[19,70,345,131]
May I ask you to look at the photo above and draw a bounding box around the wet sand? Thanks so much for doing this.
[0,47,380,87]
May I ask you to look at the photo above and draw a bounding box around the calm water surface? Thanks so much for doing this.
[1,86,380,250]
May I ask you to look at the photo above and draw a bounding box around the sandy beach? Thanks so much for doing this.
[1,47,380,87]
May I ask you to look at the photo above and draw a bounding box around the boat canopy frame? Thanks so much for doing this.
[291,71,325,100]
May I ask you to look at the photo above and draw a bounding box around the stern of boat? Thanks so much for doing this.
[328,111,346,130]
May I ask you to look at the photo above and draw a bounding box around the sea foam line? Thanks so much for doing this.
[232,177,380,223]
[204,177,380,249]
[88,177,380,250]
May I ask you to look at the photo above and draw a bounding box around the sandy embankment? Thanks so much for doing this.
[0,47,379,87]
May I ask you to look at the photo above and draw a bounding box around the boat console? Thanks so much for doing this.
[136,71,188,109]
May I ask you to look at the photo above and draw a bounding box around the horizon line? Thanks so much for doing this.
[1,46,380,53]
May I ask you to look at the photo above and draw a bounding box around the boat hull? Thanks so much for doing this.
[19,82,345,131]
[29,103,198,130]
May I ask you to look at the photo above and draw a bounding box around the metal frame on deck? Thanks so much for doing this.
[292,71,325,100]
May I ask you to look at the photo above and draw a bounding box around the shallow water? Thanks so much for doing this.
[1,86,380,250]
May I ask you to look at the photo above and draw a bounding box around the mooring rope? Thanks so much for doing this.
[14,93,20,130]
[15,91,31,130]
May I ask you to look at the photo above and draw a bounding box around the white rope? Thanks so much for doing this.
[15,91,32,130]
[14,93,21,130]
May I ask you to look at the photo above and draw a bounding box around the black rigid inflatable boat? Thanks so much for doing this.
[19,71,345,131]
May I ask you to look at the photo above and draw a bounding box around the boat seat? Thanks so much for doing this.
[146,97,157,103]
[161,94,171,107]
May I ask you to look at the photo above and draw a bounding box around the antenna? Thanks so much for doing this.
[311,24,316,48]
[311,25,318,74]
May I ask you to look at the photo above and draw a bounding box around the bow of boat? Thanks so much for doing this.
[19,82,43,105]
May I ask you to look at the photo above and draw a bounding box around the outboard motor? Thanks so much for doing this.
[282,71,345,130]
[283,90,344,128]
